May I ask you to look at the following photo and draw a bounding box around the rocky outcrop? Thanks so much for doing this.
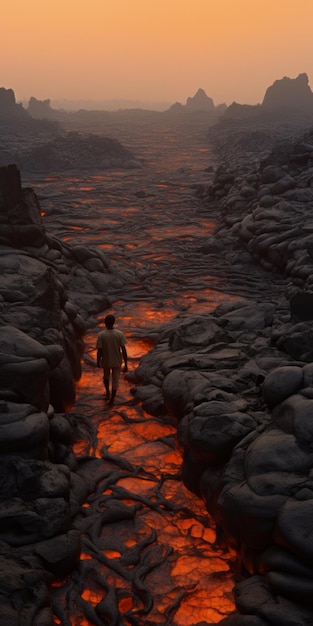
[0,87,28,119]
[20,131,141,173]
[197,126,313,293]
[216,74,313,133]
[0,87,141,174]
[262,72,313,112]
[167,88,225,115]
[0,164,121,624]
[27,97,56,120]
[0,164,85,409]
[186,88,215,112]
[130,120,313,624]
[0,93,61,172]
[131,297,313,625]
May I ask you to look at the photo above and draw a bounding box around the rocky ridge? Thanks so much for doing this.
[129,123,313,624]
[262,73,313,112]
[0,163,135,624]
[0,87,141,174]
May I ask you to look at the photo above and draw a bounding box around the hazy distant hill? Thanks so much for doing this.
[0,88,140,174]
[223,73,313,122]
[48,98,172,112]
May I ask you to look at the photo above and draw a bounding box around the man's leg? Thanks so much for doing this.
[109,367,121,405]
[103,367,110,399]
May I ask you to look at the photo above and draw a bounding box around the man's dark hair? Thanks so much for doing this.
[105,314,115,328]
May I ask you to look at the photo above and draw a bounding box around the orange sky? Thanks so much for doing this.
[2,0,313,107]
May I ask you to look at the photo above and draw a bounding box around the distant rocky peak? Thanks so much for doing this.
[186,88,215,111]
[27,96,54,119]
[0,87,16,114]
[262,72,313,110]
[0,86,28,119]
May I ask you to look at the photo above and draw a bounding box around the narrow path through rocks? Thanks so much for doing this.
[54,327,236,625]
[32,119,287,625]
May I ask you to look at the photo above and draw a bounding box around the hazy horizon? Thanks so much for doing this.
[25,97,174,112]
[2,0,313,108]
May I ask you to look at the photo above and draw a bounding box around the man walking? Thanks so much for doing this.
[96,314,128,405]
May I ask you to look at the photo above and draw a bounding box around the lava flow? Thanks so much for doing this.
[51,325,236,626]
[41,120,241,625]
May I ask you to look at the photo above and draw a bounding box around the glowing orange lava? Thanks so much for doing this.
[63,330,236,626]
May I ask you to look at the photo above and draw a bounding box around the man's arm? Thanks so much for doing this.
[97,348,102,367]
[122,345,128,372]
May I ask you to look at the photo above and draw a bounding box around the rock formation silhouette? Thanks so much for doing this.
[262,72,313,111]
[186,87,215,111]
[0,86,28,119]
[28,96,56,119]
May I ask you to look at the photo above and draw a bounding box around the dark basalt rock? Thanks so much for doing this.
[0,87,141,174]
[0,163,116,623]
[186,88,215,112]
[4,86,313,624]
[20,131,140,173]
[262,73,313,112]
[139,112,313,623]
[0,87,28,119]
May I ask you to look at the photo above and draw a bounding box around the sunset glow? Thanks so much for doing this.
[3,0,313,106]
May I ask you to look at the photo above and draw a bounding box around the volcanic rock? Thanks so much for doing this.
[0,162,120,623]
[186,88,215,112]
[0,87,28,119]
[262,73,313,112]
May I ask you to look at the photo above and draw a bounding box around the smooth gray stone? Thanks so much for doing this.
[219,303,275,331]
[0,401,34,424]
[258,194,278,207]
[0,408,49,456]
[0,358,49,410]
[161,349,242,376]
[272,393,313,441]
[49,415,72,445]
[245,428,313,476]
[269,175,296,194]
[188,410,256,464]
[0,325,50,360]
[260,165,287,183]
[283,187,313,202]
[167,317,222,350]
[162,369,195,418]
[218,481,287,548]
[276,321,313,361]
[248,470,307,497]
[132,383,165,417]
[262,365,303,409]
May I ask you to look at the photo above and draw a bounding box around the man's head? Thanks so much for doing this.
[105,314,115,329]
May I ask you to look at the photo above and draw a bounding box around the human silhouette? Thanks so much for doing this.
[96,314,128,405]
